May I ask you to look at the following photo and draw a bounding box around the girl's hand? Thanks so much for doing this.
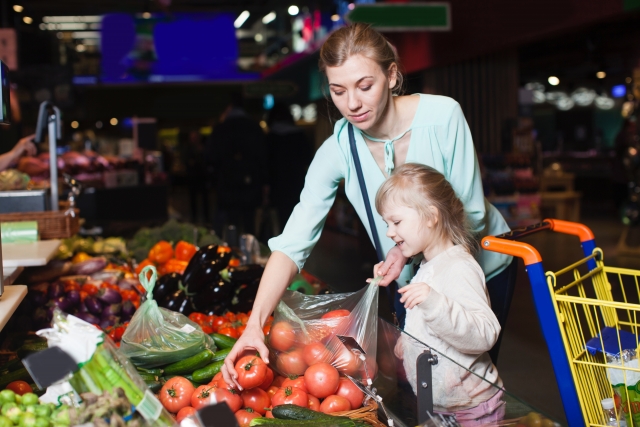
[366,261,385,284]
[397,282,431,309]
[376,246,408,287]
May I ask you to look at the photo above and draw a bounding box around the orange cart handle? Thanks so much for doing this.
[482,237,542,265]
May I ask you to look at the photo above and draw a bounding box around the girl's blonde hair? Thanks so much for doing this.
[375,163,477,254]
[319,23,404,95]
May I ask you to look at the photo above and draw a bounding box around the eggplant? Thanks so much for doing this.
[182,245,231,287]
[71,257,108,275]
[100,315,119,330]
[48,281,65,299]
[161,289,193,315]
[51,296,73,312]
[184,256,232,294]
[102,303,122,317]
[191,279,236,312]
[85,296,103,315]
[230,279,260,313]
[76,312,100,325]
[118,278,140,291]
[223,264,264,284]
[152,272,182,302]
[77,300,89,313]
[201,300,230,316]
[66,290,81,306]
[29,291,48,307]
[121,300,136,320]
[97,287,122,305]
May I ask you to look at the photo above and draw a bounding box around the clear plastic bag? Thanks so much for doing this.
[120,265,215,368]
[268,279,379,381]
[37,309,176,427]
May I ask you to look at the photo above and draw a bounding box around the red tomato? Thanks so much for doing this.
[212,316,227,331]
[282,375,307,393]
[304,362,339,399]
[202,326,214,334]
[236,313,249,324]
[5,381,32,395]
[191,385,216,410]
[269,322,296,352]
[334,346,362,376]
[211,377,233,391]
[321,309,350,319]
[218,326,239,339]
[235,356,268,390]
[113,326,125,341]
[263,322,272,335]
[224,312,237,322]
[79,290,89,303]
[81,283,99,295]
[212,388,243,413]
[265,410,274,418]
[241,387,270,415]
[272,375,286,387]
[237,325,247,336]
[235,408,261,427]
[63,281,80,293]
[160,377,195,413]
[271,386,308,407]
[276,349,308,376]
[335,377,365,410]
[176,407,197,423]
[189,312,206,325]
[302,342,331,366]
[320,395,351,413]
[307,395,321,411]
[258,367,274,391]
[266,386,279,400]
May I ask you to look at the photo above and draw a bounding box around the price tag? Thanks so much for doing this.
[136,390,163,422]
[22,346,77,389]
[181,324,197,333]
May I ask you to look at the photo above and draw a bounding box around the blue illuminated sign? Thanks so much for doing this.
[612,84,626,98]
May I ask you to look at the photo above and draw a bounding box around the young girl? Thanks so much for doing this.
[374,163,504,424]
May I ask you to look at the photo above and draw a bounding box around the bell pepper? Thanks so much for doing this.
[72,252,93,263]
[135,258,155,275]
[163,259,189,274]
[148,240,173,264]
[175,240,198,262]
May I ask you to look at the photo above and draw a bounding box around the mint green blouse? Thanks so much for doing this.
[268,94,512,285]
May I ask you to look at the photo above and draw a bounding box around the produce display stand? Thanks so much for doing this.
[3,266,23,286]
[1,240,61,268]
[0,285,27,332]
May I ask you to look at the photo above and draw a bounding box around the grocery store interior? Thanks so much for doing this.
[1,1,640,426]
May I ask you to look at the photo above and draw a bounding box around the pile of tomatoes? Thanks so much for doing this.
[158,358,365,427]
[105,322,129,347]
[186,311,273,339]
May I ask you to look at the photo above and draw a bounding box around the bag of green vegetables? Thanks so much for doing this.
[37,309,175,427]
[119,265,215,368]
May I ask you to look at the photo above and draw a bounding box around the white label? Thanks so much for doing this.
[180,324,196,334]
[136,390,163,421]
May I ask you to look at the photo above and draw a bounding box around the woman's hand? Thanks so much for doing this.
[221,322,270,390]
[376,245,408,287]
[12,135,36,159]
[397,282,431,309]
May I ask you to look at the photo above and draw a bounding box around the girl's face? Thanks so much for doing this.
[325,54,396,133]
[381,201,438,259]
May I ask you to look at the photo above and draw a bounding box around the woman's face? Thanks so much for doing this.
[325,54,396,132]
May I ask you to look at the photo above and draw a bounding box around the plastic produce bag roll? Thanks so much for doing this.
[1,221,38,243]
[120,265,216,368]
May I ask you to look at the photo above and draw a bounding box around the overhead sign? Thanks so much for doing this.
[244,81,298,98]
[346,2,451,32]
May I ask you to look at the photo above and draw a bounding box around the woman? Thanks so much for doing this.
[221,23,512,387]
[0,135,36,172]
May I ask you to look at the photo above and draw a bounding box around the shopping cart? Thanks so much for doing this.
[483,219,640,427]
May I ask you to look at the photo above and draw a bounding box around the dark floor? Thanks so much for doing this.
[169,185,640,425]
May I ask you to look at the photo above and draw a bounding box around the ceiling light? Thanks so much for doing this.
[545,91,566,105]
[12,5,23,12]
[71,121,79,129]
[110,118,118,126]
[626,77,632,84]
[234,10,250,28]
[38,23,45,30]
[596,71,606,79]
[76,44,86,52]
[595,94,615,110]
[571,87,596,106]
[142,12,151,19]
[262,11,276,24]
[525,82,545,92]
[22,16,32,24]
[96,121,103,129]
[532,90,546,103]
[254,33,263,42]
[331,14,340,22]
[548,76,560,86]
[556,96,575,111]
[288,5,299,16]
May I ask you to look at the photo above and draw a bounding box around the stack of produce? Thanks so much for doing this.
[135,240,197,276]
[0,388,70,427]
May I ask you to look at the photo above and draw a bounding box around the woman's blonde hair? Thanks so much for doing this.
[375,163,477,254]
[319,23,404,95]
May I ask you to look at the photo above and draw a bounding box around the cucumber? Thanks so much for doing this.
[272,405,346,421]
[145,381,163,393]
[163,349,215,375]
[0,368,33,388]
[0,358,24,374]
[138,373,159,382]
[192,360,225,383]
[17,341,48,359]
[250,418,361,426]
[210,333,237,349]
[211,347,231,363]
[137,367,164,376]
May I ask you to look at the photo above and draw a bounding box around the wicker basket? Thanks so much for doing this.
[334,400,386,427]
[0,209,80,240]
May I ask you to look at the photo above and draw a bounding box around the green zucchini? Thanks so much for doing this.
[250,418,361,426]
[210,333,237,349]
[192,360,225,383]
[138,373,159,382]
[0,368,33,388]
[211,347,231,363]
[16,341,48,359]
[163,349,215,375]
[271,405,346,421]
[137,367,164,376]
[0,358,24,374]
[145,381,163,394]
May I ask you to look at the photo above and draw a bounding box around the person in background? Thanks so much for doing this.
[266,102,313,231]
[181,128,209,224]
[0,135,36,172]
[206,93,268,237]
